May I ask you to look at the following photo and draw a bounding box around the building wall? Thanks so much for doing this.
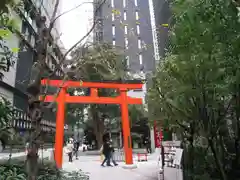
[152,0,171,58]
[14,50,34,111]
[95,0,155,73]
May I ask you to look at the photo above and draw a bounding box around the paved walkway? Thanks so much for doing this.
[0,149,182,180]
[62,155,159,180]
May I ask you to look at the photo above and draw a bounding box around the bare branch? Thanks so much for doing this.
[51,2,93,26]
[49,0,107,78]
[48,0,60,32]
[39,0,108,104]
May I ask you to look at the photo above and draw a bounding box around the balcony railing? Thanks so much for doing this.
[11,108,56,132]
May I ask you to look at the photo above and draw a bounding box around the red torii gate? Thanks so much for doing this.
[41,79,143,168]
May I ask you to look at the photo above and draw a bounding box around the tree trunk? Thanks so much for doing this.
[25,11,53,180]
[233,89,240,178]
[188,135,194,180]
[95,127,104,149]
[90,105,105,149]
[208,138,228,180]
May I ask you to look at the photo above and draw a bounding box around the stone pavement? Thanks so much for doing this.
[62,155,159,180]
[0,148,182,180]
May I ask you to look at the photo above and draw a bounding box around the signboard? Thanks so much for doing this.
[162,141,181,147]
[154,120,163,148]
[173,148,183,166]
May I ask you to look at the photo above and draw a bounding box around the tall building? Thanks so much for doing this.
[94,0,155,74]
[13,0,64,111]
[151,0,171,59]
[92,0,156,148]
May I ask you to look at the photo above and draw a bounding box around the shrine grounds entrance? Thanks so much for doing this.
[41,79,143,168]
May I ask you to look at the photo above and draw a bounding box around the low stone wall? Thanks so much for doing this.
[0,148,54,162]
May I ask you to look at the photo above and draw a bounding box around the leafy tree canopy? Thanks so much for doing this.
[147,0,240,179]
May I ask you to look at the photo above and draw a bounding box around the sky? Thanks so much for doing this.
[60,0,93,50]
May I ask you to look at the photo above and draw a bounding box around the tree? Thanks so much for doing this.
[0,97,14,152]
[0,0,22,154]
[3,0,109,178]
[147,0,240,180]
[67,42,128,148]
[0,0,21,79]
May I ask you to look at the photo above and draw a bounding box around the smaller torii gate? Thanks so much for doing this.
[41,79,143,168]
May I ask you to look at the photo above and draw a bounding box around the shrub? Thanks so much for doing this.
[0,159,89,180]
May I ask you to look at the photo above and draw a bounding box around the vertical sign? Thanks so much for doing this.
[154,120,161,148]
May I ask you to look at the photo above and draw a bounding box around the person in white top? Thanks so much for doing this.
[65,138,74,162]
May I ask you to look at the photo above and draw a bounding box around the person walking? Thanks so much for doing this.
[73,139,80,160]
[101,139,112,167]
[145,138,151,153]
[65,138,74,162]
[109,139,118,166]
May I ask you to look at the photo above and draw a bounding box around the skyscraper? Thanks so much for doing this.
[94,0,156,74]
[152,0,171,59]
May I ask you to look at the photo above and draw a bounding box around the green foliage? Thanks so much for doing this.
[0,166,26,180]
[61,171,89,180]
[0,0,21,80]
[0,97,12,127]
[0,160,89,180]
[147,0,240,180]
[129,104,146,124]
[69,43,127,81]
[67,43,132,147]
[0,97,13,142]
[68,43,128,126]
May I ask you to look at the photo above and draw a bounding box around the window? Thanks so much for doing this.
[96,31,103,42]
[111,0,114,7]
[124,25,128,35]
[113,40,116,46]
[135,11,139,20]
[112,13,115,21]
[138,39,142,49]
[124,11,127,21]
[123,0,126,7]
[124,37,128,49]
[134,0,138,6]
[136,25,140,35]
[139,54,143,65]
[112,25,115,36]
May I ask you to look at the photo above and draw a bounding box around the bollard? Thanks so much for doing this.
[145,153,148,161]
[137,153,148,162]
[158,168,164,180]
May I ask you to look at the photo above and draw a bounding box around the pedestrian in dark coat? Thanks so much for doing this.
[109,139,118,166]
[101,139,112,166]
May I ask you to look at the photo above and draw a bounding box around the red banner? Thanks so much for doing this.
[154,120,162,148]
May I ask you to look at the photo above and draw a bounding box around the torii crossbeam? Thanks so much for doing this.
[40,79,143,168]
